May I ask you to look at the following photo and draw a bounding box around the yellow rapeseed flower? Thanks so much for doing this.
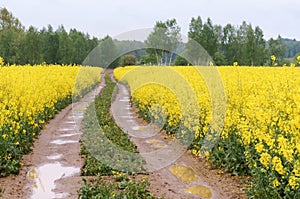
[272,156,285,175]
[114,65,300,194]
[259,152,271,168]
[289,176,299,188]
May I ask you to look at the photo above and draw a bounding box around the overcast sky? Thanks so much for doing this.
[1,0,299,41]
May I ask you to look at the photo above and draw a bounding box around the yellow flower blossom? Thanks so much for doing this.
[272,179,280,187]
[255,142,264,153]
[114,65,300,195]
[0,64,102,176]
[271,55,276,61]
[259,152,271,168]
[289,176,299,188]
[2,134,8,139]
[272,156,285,175]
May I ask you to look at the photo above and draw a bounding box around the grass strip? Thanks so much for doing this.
[79,74,159,198]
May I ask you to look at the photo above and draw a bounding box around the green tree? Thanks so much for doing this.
[182,38,213,66]
[236,21,249,65]
[115,40,147,60]
[119,54,137,66]
[173,55,189,66]
[0,7,24,31]
[188,17,219,59]
[0,7,24,64]
[40,25,59,64]
[213,52,227,66]
[56,25,75,64]
[243,24,266,66]
[220,22,267,66]
[139,54,157,65]
[253,26,266,65]
[188,16,203,44]
[284,39,300,58]
[145,19,181,65]
[23,26,42,64]
[0,29,21,63]
[69,28,91,64]
[185,16,214,65]
[0,7,102,65]
[201,18,219,56]
[165,19,181,65]
[294,52,300,66]
[221,24,239,65]
[245,24,255,65]
[83,35,118,68]
[268,35,286,65]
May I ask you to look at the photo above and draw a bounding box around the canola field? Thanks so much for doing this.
[0,64,102,177]
[114,66,300,198]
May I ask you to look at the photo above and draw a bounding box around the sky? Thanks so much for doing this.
[1,0,299,41]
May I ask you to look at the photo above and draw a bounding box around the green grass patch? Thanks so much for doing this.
[79,173,156,199]
[79,74,158,198]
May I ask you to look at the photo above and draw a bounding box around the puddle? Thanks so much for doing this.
[146,139,161,144]
[73,107,87,111]
[57,128,75,131]
[63,121,76,124]
[120,115,134,118]
[169,164,199,182]
[146,139,166,149]
[185,185,212,198]
[59,133,78,138]
[51,140,77,145]
[54,192,69,198]
[153,142,166,149]
[132,126,146,130]
[73,115,84,119]
[47,154,63,160]
[120,97,130,102]
[28,162,80,199]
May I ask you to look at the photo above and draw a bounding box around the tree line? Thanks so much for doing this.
[0,8,98,65]
[284,38,300,58]
[144,17,296,66]
[1,7,299,67]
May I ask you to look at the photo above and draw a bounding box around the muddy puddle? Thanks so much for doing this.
[185,185,212,198]
[169,164,199,183]
[28,162,80,199]
[47,154,63,160]
[50,139,78,145]
[146,139,166,149]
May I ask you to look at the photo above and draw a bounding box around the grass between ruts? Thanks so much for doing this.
[78,74,161,199]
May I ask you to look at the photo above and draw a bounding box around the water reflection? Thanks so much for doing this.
[28,162,80,199]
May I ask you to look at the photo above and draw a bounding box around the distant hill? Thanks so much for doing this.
[283,38,300,58]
